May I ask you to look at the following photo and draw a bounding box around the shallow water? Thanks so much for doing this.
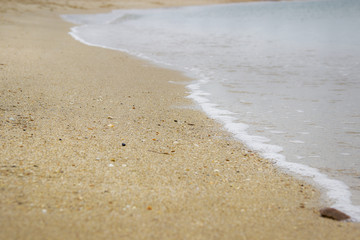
[62,0,360,220]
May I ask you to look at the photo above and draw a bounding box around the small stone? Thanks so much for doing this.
[147,206,152,210]
[108,124,114,128]
[108,164,114,167]
[320,208,350,221]
[122,143,126,146]
[107,116,113,119]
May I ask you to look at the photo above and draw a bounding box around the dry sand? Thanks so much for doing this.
[1,0,360,239]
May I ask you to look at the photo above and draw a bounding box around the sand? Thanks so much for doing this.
[1,0,360,239]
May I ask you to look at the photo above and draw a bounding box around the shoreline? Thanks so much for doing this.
[1,0,360,239]
[63,1,360,219]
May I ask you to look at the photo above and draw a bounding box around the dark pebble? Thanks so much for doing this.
[320,207,350,221]
[122,143,126,146]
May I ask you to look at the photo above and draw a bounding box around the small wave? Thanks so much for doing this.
[108,14,142,24]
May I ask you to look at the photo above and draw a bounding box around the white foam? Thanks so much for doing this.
[289,140,305,144]
[297,132,310,135]
[270,130,286,134]
[341,153,351,156]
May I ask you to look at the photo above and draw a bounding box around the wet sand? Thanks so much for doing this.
[1,0,360,239]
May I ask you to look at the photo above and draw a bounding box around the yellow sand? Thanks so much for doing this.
[1,1,359,239]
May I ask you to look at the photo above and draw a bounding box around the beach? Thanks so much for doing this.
[1,0,360,239]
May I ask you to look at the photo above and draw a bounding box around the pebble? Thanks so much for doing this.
[320,207,350,221]
[123,205,131,211]
[122,143,126,146]
[108,164,114,167]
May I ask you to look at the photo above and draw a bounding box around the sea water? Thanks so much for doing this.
[62,0,360,220]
